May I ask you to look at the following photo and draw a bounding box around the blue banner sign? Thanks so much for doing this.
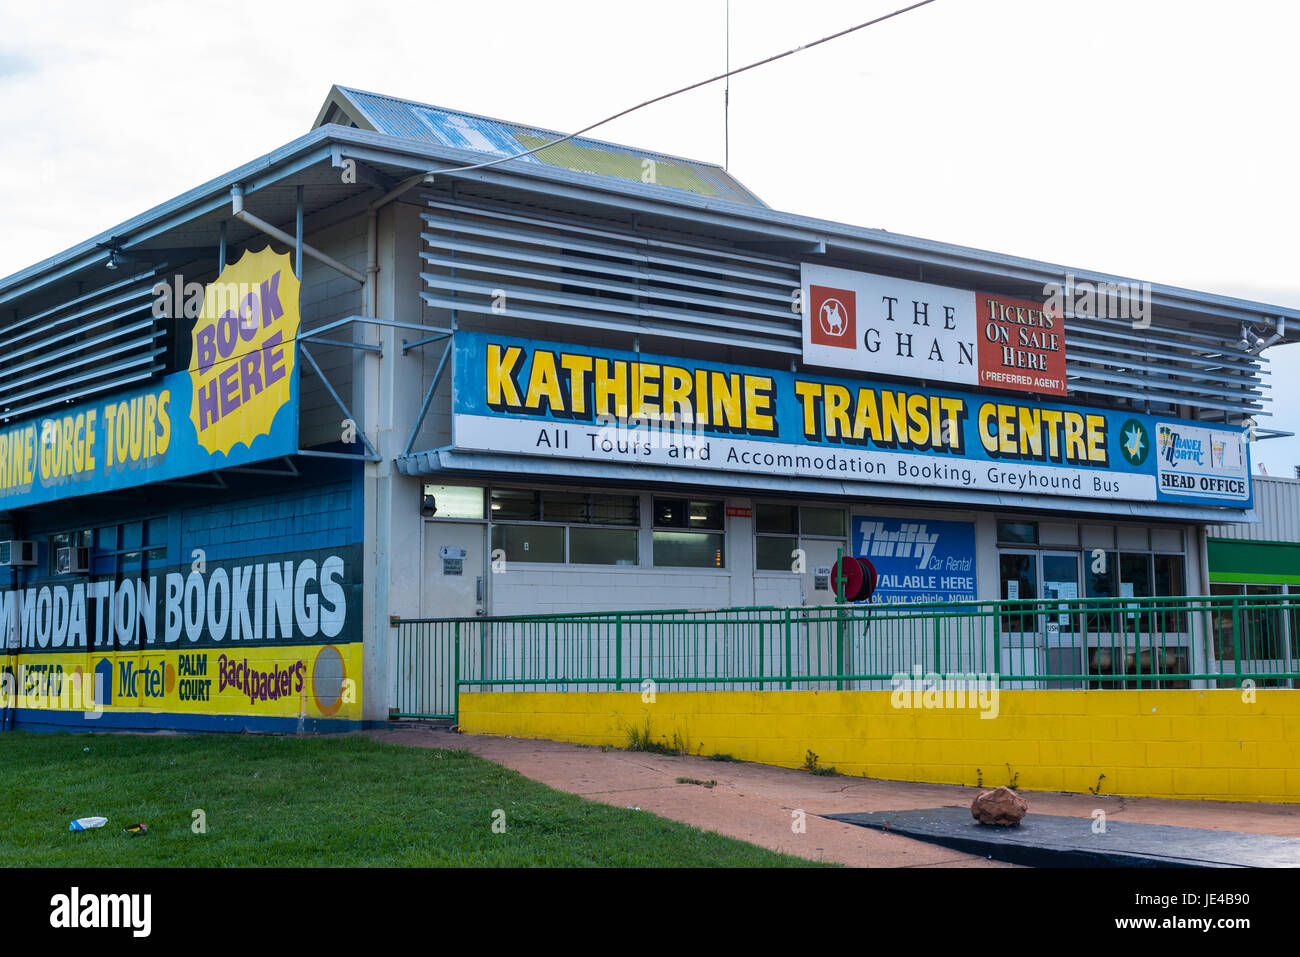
[0,367,300,511]
[451,330,1252,510]
[0,249,302,511]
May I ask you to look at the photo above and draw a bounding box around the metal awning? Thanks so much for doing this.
[395,447,1256,524]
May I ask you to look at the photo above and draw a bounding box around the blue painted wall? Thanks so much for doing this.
[1,457,366,733]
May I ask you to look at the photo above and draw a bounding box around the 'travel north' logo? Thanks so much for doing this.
[1156,425,1203,468]
[809,284,855,348]
[1119,419,1150,467]
[188,247,301,456]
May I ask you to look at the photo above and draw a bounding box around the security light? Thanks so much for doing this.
[420,495,438,518]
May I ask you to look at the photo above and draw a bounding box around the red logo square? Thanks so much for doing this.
[809,285,856,349]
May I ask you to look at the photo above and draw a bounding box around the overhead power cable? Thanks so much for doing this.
[423,0,940,180]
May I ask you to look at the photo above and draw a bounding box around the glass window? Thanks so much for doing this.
[1153,553,1187,632]
[654,498,686,528]
[121,522,143,551]
[1042,553,1080,635]
[542,492,638,526]
[1120,553,1152,596]
[1119,552,1153,631]
[999,552,1037,632]
[997,520,1038,545]
[686,501,723,530]
[653,531,724,568]
[48,533,70,575]
[424,485,485,520]
[491,524,564,563]
[1209,583,1242,661]
[541,491,589,524]
[653,497,724,567]
[145,517,167,546]
[1085,551,1118,599]
[756,536,799,571]
[589,494,639,526]
[801,507,845,538]
[569,527,638,565]
[490,489,540,521]
[1085,550,1119,631]
[755,504,797,535]
[654,497,723,530]
[1153,554,1184,597]
[1243,584,1284,660]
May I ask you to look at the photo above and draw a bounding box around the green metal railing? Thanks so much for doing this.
[389,594,1300,721]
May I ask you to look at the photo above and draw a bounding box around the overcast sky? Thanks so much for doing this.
[2,0,1297,471]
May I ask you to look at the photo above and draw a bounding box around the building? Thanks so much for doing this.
[1206,475,1300,683]
[1,85,1295,732]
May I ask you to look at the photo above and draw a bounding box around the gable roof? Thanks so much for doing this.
[312,84,767,208]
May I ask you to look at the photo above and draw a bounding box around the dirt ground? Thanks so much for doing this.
[368,724,1300,867]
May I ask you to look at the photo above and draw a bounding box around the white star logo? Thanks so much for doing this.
[1123,425,1145,461]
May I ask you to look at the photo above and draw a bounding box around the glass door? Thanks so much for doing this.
[1041,552,1082,688]
[998,551,1039,681]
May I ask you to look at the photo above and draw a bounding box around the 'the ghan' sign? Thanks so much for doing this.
[801,264,1068,397]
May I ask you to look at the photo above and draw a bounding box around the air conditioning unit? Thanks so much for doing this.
[0,540,37,567]
[56,546,90,575]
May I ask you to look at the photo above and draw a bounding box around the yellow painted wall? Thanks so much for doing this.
[459,689,1300,803]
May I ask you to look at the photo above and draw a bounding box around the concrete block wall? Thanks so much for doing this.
[460,688,1300,803]
[177,480,359,563]
[3,461,367,732]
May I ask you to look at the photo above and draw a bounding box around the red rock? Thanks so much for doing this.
[971,786,1028,827]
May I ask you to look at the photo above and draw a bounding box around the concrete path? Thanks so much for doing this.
[368,725,1300,868]
[370,725,1005,866]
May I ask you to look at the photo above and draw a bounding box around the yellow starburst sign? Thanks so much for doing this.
[188,248,301,455]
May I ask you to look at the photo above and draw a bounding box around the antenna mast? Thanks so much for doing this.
[724,0,731,169]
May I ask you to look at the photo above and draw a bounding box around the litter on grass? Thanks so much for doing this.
[69,817,107,831]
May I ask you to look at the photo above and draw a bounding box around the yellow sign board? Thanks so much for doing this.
[188,248,302,456]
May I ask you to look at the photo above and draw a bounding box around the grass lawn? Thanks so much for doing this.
[0,732,826,867]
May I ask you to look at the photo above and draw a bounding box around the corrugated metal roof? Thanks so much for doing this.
[319,86,767,208]
[1207,475,1300,543]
